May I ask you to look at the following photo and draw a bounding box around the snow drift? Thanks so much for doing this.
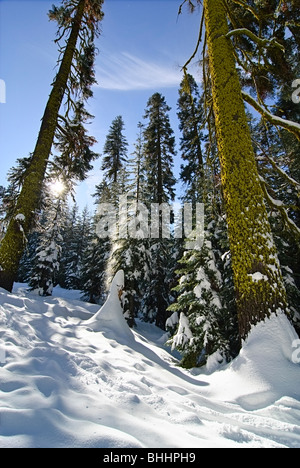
[0,278,300,448]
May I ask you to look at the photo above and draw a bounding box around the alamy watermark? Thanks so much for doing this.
[96,193,205,250]
[292,339,300,364]
[0,341,6,364]
[292,79,300,104]
[0,79,6,104]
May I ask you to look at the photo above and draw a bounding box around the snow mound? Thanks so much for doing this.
[0,284,300,448]
[208,313,300,411]
[86,270,133,341]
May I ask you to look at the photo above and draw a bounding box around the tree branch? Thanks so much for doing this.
[226,28,285,53]
[259,176,300,240]
[255,141,300,193]
[182,8,205,72]
[227,0,260,21]
[242,91,300,142]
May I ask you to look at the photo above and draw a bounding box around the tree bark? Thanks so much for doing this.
[0,0,86,292]
[203,0,289,340]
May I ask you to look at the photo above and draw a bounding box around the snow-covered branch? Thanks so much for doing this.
[265,155,300,193]
[242,92,300,142]
[254,140,300,193]
[259,176,300,240]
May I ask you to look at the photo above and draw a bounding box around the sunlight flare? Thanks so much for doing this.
[50,179,65,197]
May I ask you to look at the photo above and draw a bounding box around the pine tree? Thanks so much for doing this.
[58,205,92,290]
[177,73,205,202]
[105,123,149,326]
[53,102,98,184]
[101,116,128,186]
[143,93,176,206]
[80,222,110,304]
[128,122,147,203]
[58,204,79,288]
[0,0,104,292]
[17,231,40,283]
[82,171,116,304]
[168,69,238,367]
[252,119,300,336]
[28,187,67,296]
[0,156,34,230]
[226,0,297,102]
[205,0,300,337]
[80,177,112,305]
[167,236,234,369]
[142,93,177,329]
[109,234,150,327]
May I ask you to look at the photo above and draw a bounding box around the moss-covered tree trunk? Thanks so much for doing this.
[203,0,289,340]
[0,0,86,292]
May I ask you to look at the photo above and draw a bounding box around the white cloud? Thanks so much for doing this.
[95,52,183,91]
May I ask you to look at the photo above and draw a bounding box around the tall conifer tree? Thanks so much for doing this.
[142,93,177,329]
[0,0,104,292]
[101,116,128,186]
[106,123,148,326]
[177,73,205,202]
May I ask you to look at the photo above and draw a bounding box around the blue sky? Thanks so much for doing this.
[0,0,203,210]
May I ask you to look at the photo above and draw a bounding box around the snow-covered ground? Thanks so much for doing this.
[0,278,300,448]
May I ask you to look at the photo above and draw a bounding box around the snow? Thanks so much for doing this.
[165,311,179,330]
[171,313,194,351]
[0,279,300,448]
[248,272,268,282]
[242,91,300,133]
[15,214,25,222]
[86,270,132,340]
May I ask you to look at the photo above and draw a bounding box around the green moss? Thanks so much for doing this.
[203,0,288,339]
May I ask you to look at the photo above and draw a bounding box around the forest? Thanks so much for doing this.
[0,0,300,373]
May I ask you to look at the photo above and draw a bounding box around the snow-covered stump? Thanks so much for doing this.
[86,270,133,342]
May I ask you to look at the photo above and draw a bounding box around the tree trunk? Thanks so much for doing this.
[203,0,289,340]
[0,0,86,292]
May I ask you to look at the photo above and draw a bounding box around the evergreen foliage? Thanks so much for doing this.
[167,218,239,369]
[101,116,128,185]
[251,120,300,334]
[177,73,205,202]
[58,205,92,290]
[28,189,67,296]
[143,93,176,205]
[105,123,149,326]
[142,93,177,329]
[81,115,129,306]
[80,223,110,305]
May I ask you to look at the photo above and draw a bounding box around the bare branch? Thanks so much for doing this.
[182,8,205,72]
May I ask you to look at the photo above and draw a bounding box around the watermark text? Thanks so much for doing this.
[96,194,205,250]
[0,342,6,364]
[0,79,6,104]
[292,339,300,364]
[292,79,300,104]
